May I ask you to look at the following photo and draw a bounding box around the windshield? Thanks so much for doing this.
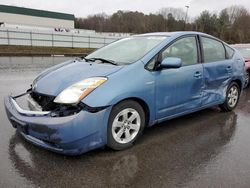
[86,36,167,65]
[235,47,250,58]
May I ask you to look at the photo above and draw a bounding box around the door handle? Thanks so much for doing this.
[226,66,232,73]
[194,71,202,78]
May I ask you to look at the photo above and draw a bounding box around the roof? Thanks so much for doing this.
[231,44,250,48]
[135,31,224,42]
[0,4,74,21]
[137,31,212,37]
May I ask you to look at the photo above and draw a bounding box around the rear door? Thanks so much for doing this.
[200,36,233,105]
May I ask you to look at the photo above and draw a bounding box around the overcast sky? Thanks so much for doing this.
[1,0,250,18]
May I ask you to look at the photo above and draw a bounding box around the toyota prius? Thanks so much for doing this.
[4,32,245,155]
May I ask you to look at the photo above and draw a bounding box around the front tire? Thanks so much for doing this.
[107,100,145,150]
[220,82,240,112]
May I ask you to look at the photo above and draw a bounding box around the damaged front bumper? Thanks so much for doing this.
[4,96,111,155]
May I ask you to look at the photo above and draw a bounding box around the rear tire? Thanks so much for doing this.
[220,82,240,112]
[107,100,145,150]
[244,71,249,88]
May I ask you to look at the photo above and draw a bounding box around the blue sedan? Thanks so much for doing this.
[4,32,245,155]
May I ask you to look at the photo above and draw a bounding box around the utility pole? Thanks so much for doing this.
[184,5,189,30]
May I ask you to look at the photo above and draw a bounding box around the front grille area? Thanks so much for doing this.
[30,92,57,111]
[29,91,82,117]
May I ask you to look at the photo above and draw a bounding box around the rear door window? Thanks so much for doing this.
[225,45,235,59]
[201,37,226,63]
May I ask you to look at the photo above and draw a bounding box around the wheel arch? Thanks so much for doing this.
[232,79,243,90]
[114,97,151,127]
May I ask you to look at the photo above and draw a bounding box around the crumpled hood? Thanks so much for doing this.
[33,59,123,96]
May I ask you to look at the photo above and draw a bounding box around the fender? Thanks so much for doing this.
[82,61,156,125]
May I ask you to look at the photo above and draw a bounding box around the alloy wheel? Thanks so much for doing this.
[227,85,239,108]
[111,108,141,144]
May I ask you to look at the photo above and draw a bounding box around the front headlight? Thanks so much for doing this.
[54,77,107,104]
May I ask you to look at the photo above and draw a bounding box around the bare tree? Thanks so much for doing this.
[74,6,250,43]
[223,5,248,23]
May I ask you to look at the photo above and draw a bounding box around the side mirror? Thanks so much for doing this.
[160,57,182,69]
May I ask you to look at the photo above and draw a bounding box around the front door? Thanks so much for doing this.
[155,36,203,120]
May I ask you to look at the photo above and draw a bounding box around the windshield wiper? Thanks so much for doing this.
[74,57,90,62]
[89,58,117,65]
[77,56,94,62]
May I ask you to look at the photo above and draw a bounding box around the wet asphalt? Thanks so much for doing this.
[0,57,250,188]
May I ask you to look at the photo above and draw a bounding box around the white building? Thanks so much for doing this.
[0,4,75,29]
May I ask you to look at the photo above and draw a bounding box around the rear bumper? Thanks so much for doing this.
[4,96,111,155]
